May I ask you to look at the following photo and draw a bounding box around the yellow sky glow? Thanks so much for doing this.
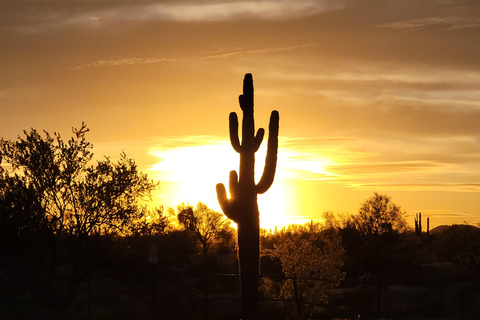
[147,136,337,229]
[2,1,480,230]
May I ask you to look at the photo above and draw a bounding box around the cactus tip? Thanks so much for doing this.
[271,110,279,122]
[243,73,253,97]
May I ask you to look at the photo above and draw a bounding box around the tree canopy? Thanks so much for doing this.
[0,123,158,239]
[0,124,160,300]
[261,223,345,316]
[177,202,235,255]
[357,192,408,235]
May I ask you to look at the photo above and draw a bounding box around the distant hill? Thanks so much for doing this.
[430,224,480,235]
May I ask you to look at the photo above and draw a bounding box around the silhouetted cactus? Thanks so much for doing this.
[419,212,422,234]
[216,73,279,317]
[415,212,430,238]
[427,216,430,237]
[415,212,423,236]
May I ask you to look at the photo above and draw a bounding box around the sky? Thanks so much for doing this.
[2,0,480,229]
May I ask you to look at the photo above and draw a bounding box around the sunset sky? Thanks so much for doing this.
[2,0,480,229]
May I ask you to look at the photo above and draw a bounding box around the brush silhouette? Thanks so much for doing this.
[216,73,279,317]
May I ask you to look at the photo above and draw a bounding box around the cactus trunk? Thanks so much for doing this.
[216,73,279,317]
[427,217,430,236]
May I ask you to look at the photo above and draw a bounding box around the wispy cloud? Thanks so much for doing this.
[405,209,474,224]
[378,17,480,31]
[265,67,480,113]
[149,135,225,149]
[340,182,480,193]
[281,135,480,193]
[148,135,234,182]
[264,66,480,141]
[265,68,480,89]
[3,0,345,33]
[70,57,175,70]
[331,161,441,175]
[147,135,346,182]
[139,1,343,22]
[69,44,314,70]
[202,44,316,59]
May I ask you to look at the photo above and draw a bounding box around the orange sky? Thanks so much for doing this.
[2,1,480,229]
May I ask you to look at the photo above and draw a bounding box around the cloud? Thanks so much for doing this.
[2,0,345,33]
[378,17,480,31]
[346,182,480,192]
[281,134,480,193]
[406,209,473,220]
[266,67,480,91]
[70,57,175,70]
[149,135,226,150]
[331,161,441,175]
[141,1,343,22]
[68,43,316,72]
[202,44,316,59]
[263,65,480,141]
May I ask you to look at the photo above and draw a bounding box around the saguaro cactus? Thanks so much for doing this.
[216,73,279,316]
[427,216,430,236]
[415,212,423,236]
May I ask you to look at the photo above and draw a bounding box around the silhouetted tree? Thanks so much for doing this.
[322,212,367,278]
[0,164,44,267]
[177,203,196,231]
[357,192,408,235]
[216,73,279,317]
[323,195,409,277]
[0,124,158,304]
[177,202,234,255]
[355,194,408,275]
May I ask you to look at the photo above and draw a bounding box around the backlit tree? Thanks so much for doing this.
[177,202,234,255]
[0,123,158,300]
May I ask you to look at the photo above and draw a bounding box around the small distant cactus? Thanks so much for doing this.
[419,212,422,233]
[427,216,430,237]
[415,212,422,236]
[216,73,279,316]
[415,212,430,237]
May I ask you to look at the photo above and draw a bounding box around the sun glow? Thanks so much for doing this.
[148,136,337,229]
[149,139,235,211]
[149,137,295,229]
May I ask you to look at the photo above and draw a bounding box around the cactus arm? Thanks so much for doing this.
[216,182,240,222]
[253,128,264,152]
[229,113,242,153]
[216,170,242,222]
[216,183,231,214]
[255,110,279,194]
[229,170,239,199]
